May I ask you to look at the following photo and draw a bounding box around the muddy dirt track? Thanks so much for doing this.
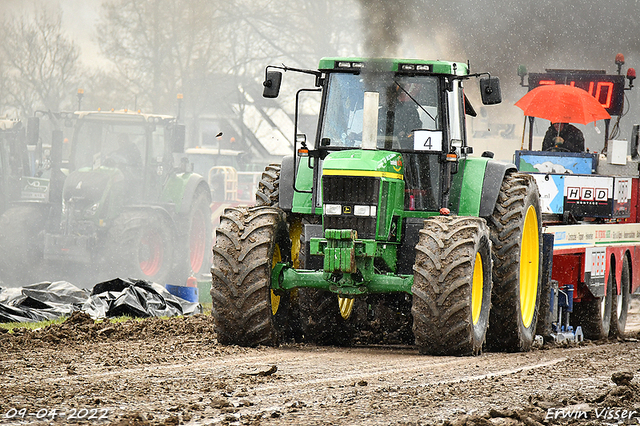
[2,305,640,426]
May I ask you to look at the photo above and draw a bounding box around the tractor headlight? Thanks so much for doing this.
[85,203,100,216]
[354,205,377,216]
[324,204,341,216]
[353,205,370,216]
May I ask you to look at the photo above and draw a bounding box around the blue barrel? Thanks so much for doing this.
[165,284,199,303]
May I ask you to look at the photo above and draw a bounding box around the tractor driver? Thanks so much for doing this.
[542,122,585,152]
[105,134,143,169]
[393,84,422,147]
[378,82,423,150]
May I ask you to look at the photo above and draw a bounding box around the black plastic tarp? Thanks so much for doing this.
[0,278,202,323]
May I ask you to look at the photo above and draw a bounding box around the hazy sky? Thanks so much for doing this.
[3,0,639,147]
[3,0,102,64]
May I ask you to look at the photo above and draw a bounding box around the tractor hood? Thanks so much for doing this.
[321,149,404,180]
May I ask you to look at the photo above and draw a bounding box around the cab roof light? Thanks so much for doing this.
[400,63,432,73]
[336,61,363,69]
[627,68,636,89]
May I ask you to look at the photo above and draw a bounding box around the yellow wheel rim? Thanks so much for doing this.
[338,297,354,319]
[271,244,282,316]
[290,220,302,269]
[519,205,539,328]
[471,252,483,325]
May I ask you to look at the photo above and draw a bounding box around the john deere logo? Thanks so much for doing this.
[343,205,352,215]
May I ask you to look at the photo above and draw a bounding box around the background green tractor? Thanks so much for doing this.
[0,110,211,288]
[211,58,542,355]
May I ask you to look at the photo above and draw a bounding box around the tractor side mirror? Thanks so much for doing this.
[172,124,186,153]
[480,77,502,105]
[263,71,282,98]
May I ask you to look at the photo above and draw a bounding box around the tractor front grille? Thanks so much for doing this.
[322,175,379,239]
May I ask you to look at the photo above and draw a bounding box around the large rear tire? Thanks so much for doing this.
[485,172,542,352]
[210,206,290,347]
[105,210,174,284]
[0,204,48,286]
[172,188,212,281]
[255,164,281,207]
[610,255,631,337]
[411,216,492,356]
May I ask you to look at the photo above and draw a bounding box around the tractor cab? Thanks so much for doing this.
[65,111,184,205]
[264,58,502,220]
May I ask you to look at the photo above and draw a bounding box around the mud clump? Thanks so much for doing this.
[612,371,635,387]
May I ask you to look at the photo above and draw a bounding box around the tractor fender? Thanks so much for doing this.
[162,173,211,217]
[178,174,211,216]
[121,205,177,235]
[478,160,517,217]
[279,155,295,211]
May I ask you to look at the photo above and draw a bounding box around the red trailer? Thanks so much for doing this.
[516,56,639,341]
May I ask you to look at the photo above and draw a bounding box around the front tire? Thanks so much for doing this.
[411,216,492,356]
[485,172,542,352]
[210,206,290,347]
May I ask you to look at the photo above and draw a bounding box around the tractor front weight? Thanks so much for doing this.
[271,228,414,296]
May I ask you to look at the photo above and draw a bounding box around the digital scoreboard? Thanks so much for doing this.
[528,70,626,116]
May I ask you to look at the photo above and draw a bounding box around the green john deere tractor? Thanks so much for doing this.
[211,58,542,355]
[0,110,211,287]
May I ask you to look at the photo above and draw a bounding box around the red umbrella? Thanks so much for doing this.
[514,84,611,124]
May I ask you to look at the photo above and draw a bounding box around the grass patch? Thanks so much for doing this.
[0,316,68,333]
[0,314,179,333]
[201,302,212,315]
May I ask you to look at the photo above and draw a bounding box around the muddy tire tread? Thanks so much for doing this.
[411,216,492,356]
[255,164,281,207]
[485,172,542,352]
[210,206,284,347]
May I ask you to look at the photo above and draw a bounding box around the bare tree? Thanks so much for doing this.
[95,0,361,156]
[97,0,226,115]
[0,9,84,116]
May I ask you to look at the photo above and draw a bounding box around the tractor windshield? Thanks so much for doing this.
[71,121,149,171]
[319,73,440,150]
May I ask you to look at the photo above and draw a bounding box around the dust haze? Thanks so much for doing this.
[0,0,639,286]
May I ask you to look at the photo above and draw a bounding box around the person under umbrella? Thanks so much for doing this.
[542,122,585,152]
